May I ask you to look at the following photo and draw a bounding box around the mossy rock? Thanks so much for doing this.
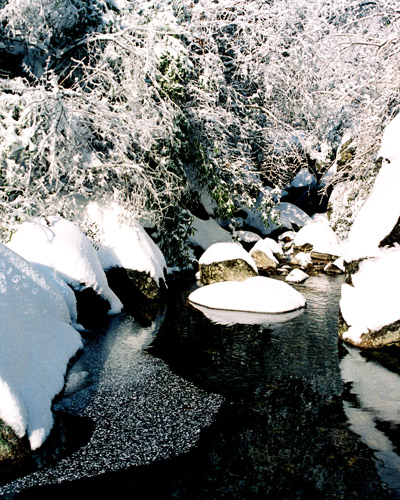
[200,259,258,285]
[126,269,163,301]
[0,419,30,477]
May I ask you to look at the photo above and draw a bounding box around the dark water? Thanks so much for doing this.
[1,274,400,499]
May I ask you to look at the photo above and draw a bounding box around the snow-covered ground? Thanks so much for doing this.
[189,276,306,314]
[0,243,82,450]
[340,113,400,344]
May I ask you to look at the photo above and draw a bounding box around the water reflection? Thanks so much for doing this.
[190,302,304,326]
[341,345,400,491]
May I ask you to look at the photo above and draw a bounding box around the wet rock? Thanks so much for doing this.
[0,419,30,479]
[311,251,340,265]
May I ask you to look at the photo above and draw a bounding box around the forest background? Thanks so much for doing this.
[0,0,399,265]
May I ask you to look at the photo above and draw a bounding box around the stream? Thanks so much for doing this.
[1,274,400,499]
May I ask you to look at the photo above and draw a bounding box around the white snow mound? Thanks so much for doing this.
[0,243,82,450]
[189,276,306,313]
[7,216,122,314]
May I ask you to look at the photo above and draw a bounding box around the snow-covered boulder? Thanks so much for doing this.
[0,243,82,452]
[188,215,233,253]
[7,216,123,320]
[290,168,317,188]
[199,242,258,285]
[86,202,167,301]
[189,276,306,314]
[339,250,400,349]
[249,239,279,272]
[285,269,309,284]
[235,230,261,251]
[243,202,311,236]
[294,220,342,258]
[340,113,400,348]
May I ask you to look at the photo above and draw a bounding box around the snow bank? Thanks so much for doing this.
[199,242,257,272]
[86,201,166,284]
[189,215,233,251]
[294,219,343,256]
[189,276,306,314]
[0,243,82,450]
[340,249,400,343]
[7,216,122,314]
[345,113,400,261]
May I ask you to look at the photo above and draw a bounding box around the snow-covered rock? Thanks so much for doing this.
[7,216,122,315]
[249,239,279,271]
[339,249,400,349]
[294,220,342,257]
[0,243,82,451]
[339,113,400,348]
[86,201,167,301]
[189,276,306,314]
[188,215,233,252]
[244,202,311,236]
[285,269,309,284]
[290,168,317,188]
[345,114,400,262]
[199,242,258,285]
[292,252,313,269]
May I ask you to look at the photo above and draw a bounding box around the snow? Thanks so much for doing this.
[235,230,261,245]
[0,243,82,450]
[290,168,317,188]
[345,113,400,262]
[339,114,400,343]
[244,202,311,235]
[189,276,306,314]
[339,249,400,343]
[86,201,166,285]
[7,216,122,314]
[262,237,284,257]
[286,268,309,283]
[293,252,313,268]
[294,219,343,256]
[199,242,258,272]
[189,215,233,251]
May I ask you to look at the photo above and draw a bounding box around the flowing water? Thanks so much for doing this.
[1,274,400,499]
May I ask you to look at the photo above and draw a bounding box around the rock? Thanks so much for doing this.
[311,251,340,264]
[278,231,296,243]
[338,318,400,350]
[286,269,309,283]
[199,242,258,285]
[0,419,30,478]
[250,240,279,272]
[324,261,344,275]
[292,252,313,269]
[379,215,400,248]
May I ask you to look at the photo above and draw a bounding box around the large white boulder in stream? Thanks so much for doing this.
[198,242,258,285]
